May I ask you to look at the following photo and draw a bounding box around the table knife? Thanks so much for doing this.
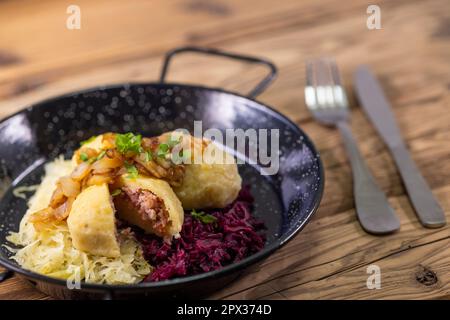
[353,65,446,228]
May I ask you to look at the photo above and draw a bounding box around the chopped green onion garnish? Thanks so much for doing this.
[125,162,139,179]
[167,135,182,148]
[80,152,89,162]
[191,209,217,224]
[116,132,143,155]
[96,150,106,161]
[144,150,153,162]
[157,143,169,158]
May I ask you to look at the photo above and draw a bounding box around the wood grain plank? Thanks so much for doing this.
[280,238,450,300]
[211,185,450,299]
[0,276,49,300]
[0,0,449,300]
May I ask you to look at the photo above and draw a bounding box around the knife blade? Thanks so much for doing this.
[353,65,446,228]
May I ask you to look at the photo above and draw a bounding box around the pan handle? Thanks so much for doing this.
[159,46,277,99]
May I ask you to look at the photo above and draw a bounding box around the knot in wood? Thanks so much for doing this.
[415,265,438,286]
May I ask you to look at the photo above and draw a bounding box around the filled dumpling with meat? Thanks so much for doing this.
[113,175,184,238]
[67,183,120,258]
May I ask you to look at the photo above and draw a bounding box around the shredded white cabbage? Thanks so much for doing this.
[6,156,151,284]
[12,185,39,200]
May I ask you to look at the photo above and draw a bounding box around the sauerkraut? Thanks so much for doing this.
[6,157,151,285]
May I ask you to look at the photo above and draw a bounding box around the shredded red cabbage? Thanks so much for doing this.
[136,187,266,282]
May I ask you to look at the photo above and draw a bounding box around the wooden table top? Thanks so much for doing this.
[0,0,449,300]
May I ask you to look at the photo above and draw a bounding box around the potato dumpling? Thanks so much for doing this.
[67,183,120,258]
[172,135,242,210]
[114,175,184,238]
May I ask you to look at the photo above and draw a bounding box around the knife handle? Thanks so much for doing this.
[390,144,446,227]
[337,121,400,234]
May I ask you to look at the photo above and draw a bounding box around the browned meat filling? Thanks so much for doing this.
[126,187,167,223]
[114,187,170,236]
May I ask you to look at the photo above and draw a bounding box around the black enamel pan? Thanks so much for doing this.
[0,47,323,299]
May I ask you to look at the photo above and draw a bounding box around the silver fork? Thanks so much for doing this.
[305,58,400,234]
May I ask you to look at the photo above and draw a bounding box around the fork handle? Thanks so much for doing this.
[337,121,400,234]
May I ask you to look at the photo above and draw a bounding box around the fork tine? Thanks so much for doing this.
[325,59,337,108]
[305,61,318,109]
[314,59,330,87]
[304,57,349,125]
[305,60,315,87]
[312,60,326,108]
[314,59,334,108]
[305,58,349,112]
[328,58,342,86]
[328,59,349,108]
